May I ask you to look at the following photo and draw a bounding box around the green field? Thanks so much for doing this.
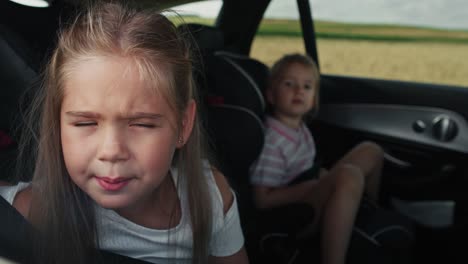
[173,16,468,87]
[172,16,468,43]
[258,19,468,44]
[170,16,214,27]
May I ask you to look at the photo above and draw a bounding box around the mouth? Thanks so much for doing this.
[292,99,303,104]
[95,176,131,191]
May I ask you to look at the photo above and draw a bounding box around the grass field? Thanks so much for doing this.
[258,19,468,43]
[251,37,468,87]
[174,16,468,87]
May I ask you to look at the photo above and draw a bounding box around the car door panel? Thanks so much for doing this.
[320,75,468,116]
[313,75,468,202]
[318,103,468,154]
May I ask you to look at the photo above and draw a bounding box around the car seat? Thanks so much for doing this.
[180,23,417,264]
[179,23,266,119]
[181,23,318,263]
[216,52,417,264]
[0,24,40,182]
[215,50,270,104]
[179,23,274,260]
[178,23,267,207]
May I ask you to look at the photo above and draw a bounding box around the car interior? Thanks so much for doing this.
[1,0,467,263]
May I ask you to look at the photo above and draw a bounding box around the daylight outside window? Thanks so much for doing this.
[167,0,221,27]
[254,0,468,87]
[172,0,468,87]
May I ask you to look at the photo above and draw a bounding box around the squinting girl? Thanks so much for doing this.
[0,2,248,264]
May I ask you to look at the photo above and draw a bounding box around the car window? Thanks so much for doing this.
[251,0,468,87]
[250,0,304,66]
[167,0,220,26]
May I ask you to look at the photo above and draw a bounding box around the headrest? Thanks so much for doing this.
[216,51,270,96]
[201,52,267,119]
[206,104,264,174]
[178,23,224,52]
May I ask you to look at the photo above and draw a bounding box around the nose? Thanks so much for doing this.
[294,84,304,94]
[97,126,130,163]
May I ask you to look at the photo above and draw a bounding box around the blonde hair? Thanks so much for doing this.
[25,2,212,263]
[269,53,320,116]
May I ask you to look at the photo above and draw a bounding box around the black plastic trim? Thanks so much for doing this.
[317,103,468,154]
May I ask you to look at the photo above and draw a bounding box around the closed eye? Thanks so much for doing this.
[131,123,156,128]
[74,122,97,127]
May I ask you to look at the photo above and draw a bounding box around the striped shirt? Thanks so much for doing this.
[250,116,316,187]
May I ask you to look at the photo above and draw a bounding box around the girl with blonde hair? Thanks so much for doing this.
[0,2,248,264]
[251,53,383,264]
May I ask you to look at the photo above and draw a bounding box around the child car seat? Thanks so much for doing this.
[179,23,266,119]
[215,50,270,106]
[215,52,416,264]
[179,23,272,261]
[178,23,266,206]
[180,23,416,264]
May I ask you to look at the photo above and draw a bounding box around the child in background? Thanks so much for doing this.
[0,3,248,264]
[250,53,384,264]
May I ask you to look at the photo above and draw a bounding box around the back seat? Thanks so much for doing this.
[181,23,416,264]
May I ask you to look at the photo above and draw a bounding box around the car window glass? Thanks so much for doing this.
[250,0,304,67]
[252,0,468,87]
[167,0,220,26]
[312,0,468,87]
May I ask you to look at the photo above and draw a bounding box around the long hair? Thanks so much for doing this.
[269,53,320,117]
[25,2,212,263]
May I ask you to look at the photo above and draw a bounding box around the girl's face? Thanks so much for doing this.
[60,56,195,216]
[267,62,317,120]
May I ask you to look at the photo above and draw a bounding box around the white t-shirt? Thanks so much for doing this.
[0,163,244,263]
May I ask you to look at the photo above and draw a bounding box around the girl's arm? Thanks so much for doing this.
[253,180,318,209]
[12,187,32,219]
[210,168,249,264]
[0,181,32,218]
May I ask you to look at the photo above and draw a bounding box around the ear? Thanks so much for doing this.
[177,99,196,148]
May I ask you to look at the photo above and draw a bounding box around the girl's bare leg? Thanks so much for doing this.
[334,141,384,202]
[305,164,365,264]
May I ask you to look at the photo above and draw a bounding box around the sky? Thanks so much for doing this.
[173,0,468,30]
